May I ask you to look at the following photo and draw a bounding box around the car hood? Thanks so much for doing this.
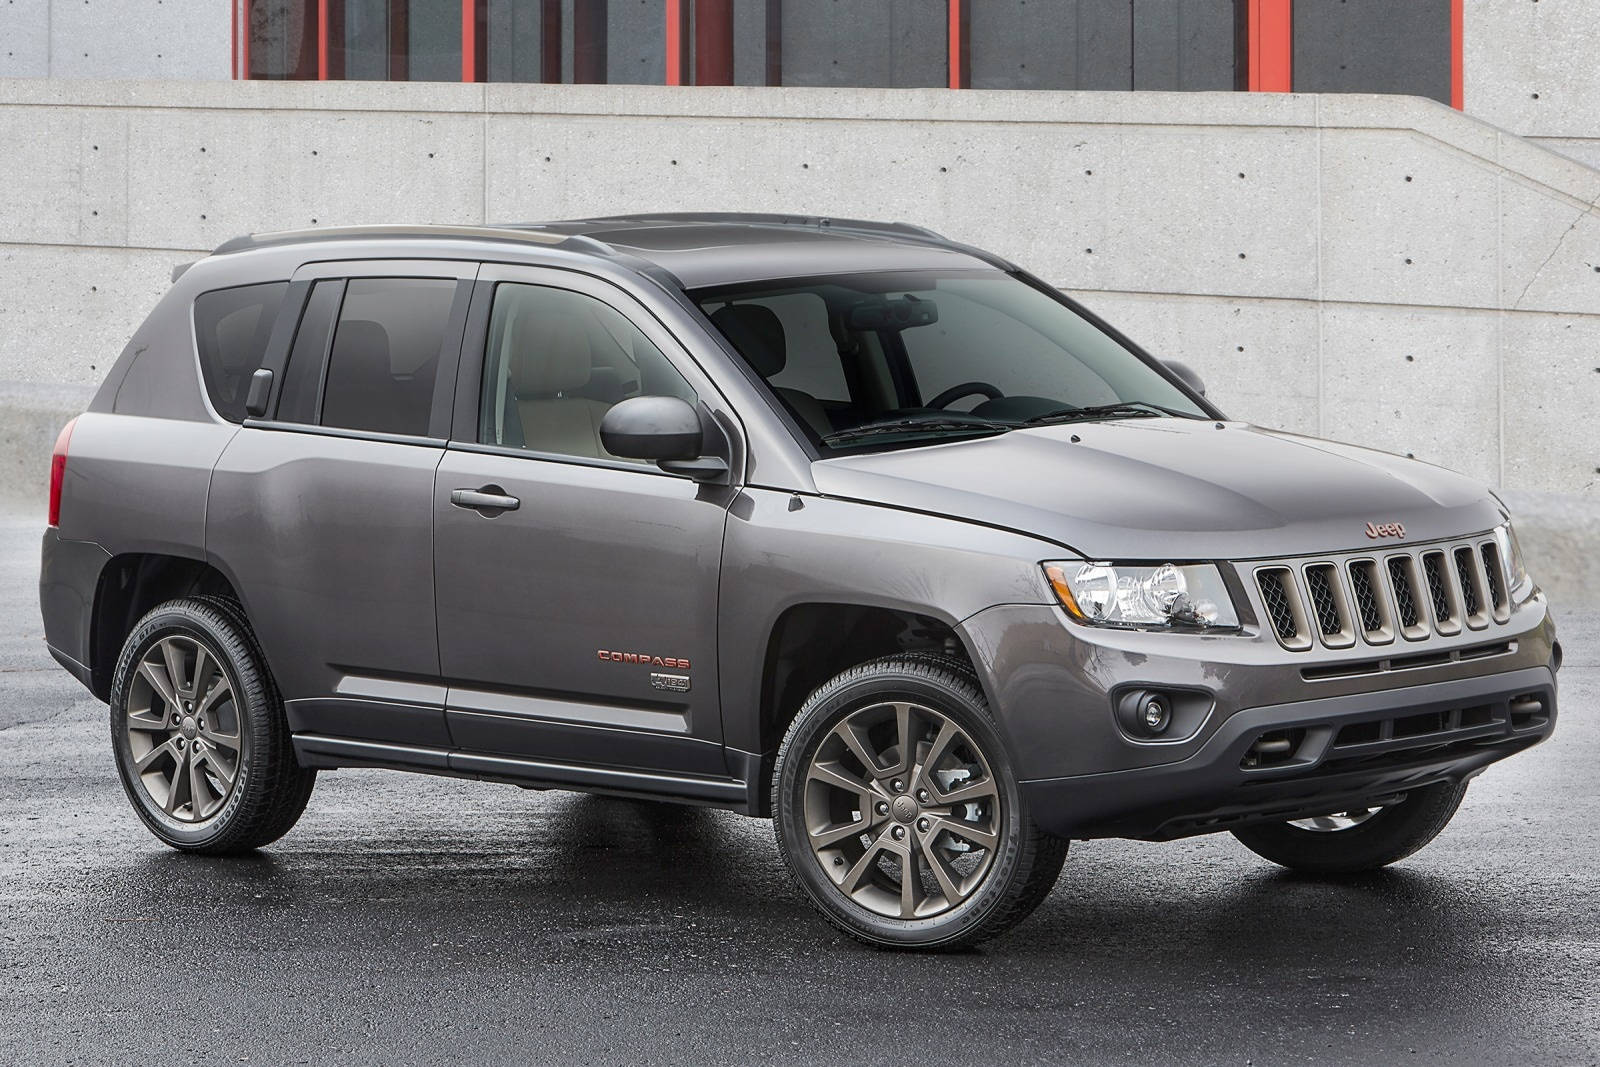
[810,419,1504,560]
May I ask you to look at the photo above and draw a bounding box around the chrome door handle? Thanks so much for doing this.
[450,487,520,512]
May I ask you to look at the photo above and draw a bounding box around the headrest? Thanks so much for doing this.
[507,303,592,396]
[712,304,786,377]
[332,320,391,370]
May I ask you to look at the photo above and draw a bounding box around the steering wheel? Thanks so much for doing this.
[926,381,1004,410]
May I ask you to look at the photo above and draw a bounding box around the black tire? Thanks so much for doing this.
[109,597,315,854]
[773,654,1068,951]
[1230,781,1468,874]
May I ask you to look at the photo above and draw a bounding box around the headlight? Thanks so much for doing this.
[1043,561,1240,630]
[1493,522,1530,592]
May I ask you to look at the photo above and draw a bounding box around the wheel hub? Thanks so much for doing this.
[123,635,244,823]
[801,699,1003,920]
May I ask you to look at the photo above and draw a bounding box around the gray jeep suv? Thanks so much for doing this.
[40,214,1559,950]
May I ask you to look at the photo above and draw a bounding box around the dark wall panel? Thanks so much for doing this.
[1131,0,1236,91]
[1292,0,1451,105]
[782,0,946,88]
[969,0,1131,91]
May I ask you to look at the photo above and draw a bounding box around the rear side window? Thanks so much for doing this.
[316,278,459,437]
[193,282,289,422]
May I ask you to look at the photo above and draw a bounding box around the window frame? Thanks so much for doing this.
[247,258,479,446]
[449,262,740,480]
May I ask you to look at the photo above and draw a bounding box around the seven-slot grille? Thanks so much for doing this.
[1253,535,1512,651]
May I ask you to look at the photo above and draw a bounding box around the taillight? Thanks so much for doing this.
[47,417,76,528]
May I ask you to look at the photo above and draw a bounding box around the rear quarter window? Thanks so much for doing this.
[193,282,290,422]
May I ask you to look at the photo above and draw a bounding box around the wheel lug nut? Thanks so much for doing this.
[892,826,905,840]
[917,818,930,833]
[917,789,929,803]
[891,779,904,793]
[875,802,889,816]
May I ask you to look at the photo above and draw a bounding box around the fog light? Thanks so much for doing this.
[1142,696,1170,733]
[1116,688,1181,739]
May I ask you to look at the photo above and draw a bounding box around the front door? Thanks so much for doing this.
[433,266,736,778]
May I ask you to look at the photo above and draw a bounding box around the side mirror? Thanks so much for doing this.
[599,395,729,481]
[1162,359,1206,398]
[244,367,274,418]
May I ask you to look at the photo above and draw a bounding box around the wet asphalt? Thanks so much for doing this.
[0,517,1595,1066]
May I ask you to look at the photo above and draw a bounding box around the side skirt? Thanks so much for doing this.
[292,733,760,813]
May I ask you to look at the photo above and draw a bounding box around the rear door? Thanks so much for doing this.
[208,260,475,749]
[432,264,738,780]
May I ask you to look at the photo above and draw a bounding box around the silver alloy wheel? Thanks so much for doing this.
[124,635,244,823]
[1288,808,1383,832]
[802,700,1002,920]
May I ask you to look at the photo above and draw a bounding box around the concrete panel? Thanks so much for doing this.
[0,245,179,386]
[0,381,94,510]
[46,0,230,81]
[1318,127,1501,310]
[1530,137,1600,173]
[1063,290,1320,435]
[1464,0,1600,145]
[0,2,49,78]
[1499,179,1600,314]
[1318,303,1501,486]
[121,108,486,250]
[1499,311,1600,495]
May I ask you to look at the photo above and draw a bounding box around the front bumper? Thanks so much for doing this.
[1018,664,1556,839]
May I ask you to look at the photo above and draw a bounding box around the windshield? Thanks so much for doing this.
[694,269,1208,453]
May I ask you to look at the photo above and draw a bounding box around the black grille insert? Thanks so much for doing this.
[1349,561,1384,633]
[1305,566,1343,636]
[1389,557,1419,629]
[1422,551,1452,624]
[1454,547,1481,618]
[1481,542,1505,611]
[1258,570,1299,642]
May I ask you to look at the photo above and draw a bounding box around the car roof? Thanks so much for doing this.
[209,213,1010,289]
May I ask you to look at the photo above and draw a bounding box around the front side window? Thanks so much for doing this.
[317,278,459,436]
[193,281,290,423]
[479,283,696,462]
[696,270,1207,453]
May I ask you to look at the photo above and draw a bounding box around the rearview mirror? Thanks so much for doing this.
[1162,359,1206,398]
[600,396,729,482]
[847,296,938,331]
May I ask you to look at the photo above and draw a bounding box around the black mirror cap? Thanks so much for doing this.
[1162,359,1206,398]
[244,367,274,418]
[599,395,704,461]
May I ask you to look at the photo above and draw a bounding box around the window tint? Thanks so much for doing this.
[275,280,342,425]
[319,278,458,437]
[193,282,290,423]
[480,283,696,462]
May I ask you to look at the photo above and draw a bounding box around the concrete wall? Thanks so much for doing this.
[0,79,1595,594]
[1466,0,1600,169]
[0,1,230,80]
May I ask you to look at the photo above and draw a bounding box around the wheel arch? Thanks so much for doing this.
[89,552,243,702]
[752,602,994,797]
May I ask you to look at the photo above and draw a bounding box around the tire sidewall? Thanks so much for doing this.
[775,664,1029,949]
[109,604,262,849]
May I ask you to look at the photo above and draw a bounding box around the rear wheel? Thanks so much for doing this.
[773,654,1067,950]
[109,597,315,854]
[1230,781,1467,874]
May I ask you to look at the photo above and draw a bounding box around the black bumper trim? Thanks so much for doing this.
[1022,664,1557,840]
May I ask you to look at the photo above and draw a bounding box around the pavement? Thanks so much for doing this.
[0,517,1594,1066]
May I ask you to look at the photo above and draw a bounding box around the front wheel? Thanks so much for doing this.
[1230,781,1468,874]
[772,655,1067,951]
[109,597,315,854]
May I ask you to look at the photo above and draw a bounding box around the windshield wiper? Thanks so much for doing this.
[1019,401,1197,426]
[820,415,1008,446]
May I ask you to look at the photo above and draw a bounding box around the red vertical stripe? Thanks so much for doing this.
[1450,0,1463,109]
[666,0,689,85]
[947,0,968,89]
[1247,0,1292,92]
[318,0,329,79]
[695,0,734,85]
[461,0,476,81]
[240,0,252,79]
